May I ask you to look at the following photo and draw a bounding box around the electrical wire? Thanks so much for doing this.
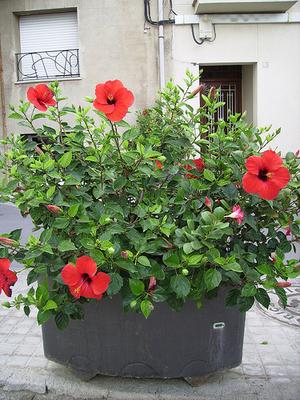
[191,23,217,45]
[169,0,177,16]
[144,0,175,26]
[191,24,204,45]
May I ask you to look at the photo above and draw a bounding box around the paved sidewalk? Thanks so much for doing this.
[0,204,300,399]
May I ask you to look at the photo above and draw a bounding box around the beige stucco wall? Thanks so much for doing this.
[171,0,300,153]
[0,0,299,154]
[0,0,160,135]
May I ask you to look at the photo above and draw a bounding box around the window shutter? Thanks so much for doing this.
[19,12,78,53]
[18,12,79,80]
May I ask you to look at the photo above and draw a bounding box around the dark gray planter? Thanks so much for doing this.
[42,288,245,380]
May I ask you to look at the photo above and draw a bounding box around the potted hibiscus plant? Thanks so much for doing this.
[0,71,299,380]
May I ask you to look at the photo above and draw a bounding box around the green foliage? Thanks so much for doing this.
[1,72,300,328]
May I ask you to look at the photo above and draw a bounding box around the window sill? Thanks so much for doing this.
[15,77,82,85]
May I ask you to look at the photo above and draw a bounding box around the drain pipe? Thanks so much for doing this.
[158,0,165,89]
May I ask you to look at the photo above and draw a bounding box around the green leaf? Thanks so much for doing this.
[140,299,154,318]
[58,240,77,252]
[55,312,70,330]
[255,288,270,309]
[37,310,51,325]
[107,273,123,296]
[203,169,216,182]
[129,279,145,296]
[43,300,58,311]
[89,249,105,264]
[68,204,79,217]
[116,260,136,273]
[241,283,257,297]
[226,289,240,306]
[80,237,95,250]
[58,151,73,168]
[238,296,255,312]
[170,275,191,298]
[183,243,194,254]
[256,264,273,276]
[163,252,180,268]
[204,269,222,291]
[9,112,23,119]
[138,256,151,267]
[46,186,56,199]
[275,287,287,307]
[187,254,204,266]
[201,211,214,225]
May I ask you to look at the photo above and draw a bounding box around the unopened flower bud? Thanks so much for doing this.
[182,268,189,276]
[0,237,17,247]
[46,205,62,214]
[209,86,216,100]
[190,84,205,98]
[148,276,157,291]
[204,196,212,208]
[120,251,128,259]
[295,149,300,157]
[276,281,292,288]
[34,145,43,155]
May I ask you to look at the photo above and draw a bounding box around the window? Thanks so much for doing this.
[16,11,79,81]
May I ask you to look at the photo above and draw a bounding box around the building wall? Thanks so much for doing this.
[0,0,159,135]
[0,0,299,154]
[170,1,300,153]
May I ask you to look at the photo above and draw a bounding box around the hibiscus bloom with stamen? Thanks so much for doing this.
[0,258,17,297]
[93,80,134,122]
[27,84,56,112]
[242,150,290,201]
[61,256,110,300]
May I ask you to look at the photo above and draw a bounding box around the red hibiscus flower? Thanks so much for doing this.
[0,258,17,297]
[242,150,290,200]
[184,158,205,179]
[93,80,134,122]
[61,256,110,299]
[27,84,56,112]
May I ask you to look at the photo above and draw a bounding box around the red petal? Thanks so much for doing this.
[270,167,290,189]
[27,87,37,103]
[61,264,81,286]
[245,156,263,175]
[0,258,11,271]
[193,158,204,172]
[114,88,134,107]
[106,104,129,122]
[256,181,280,200]
[104,80,124,97]
[95,84,108,104]
[35,84,52,101]
[91,271,110,295]
[46,98,56,107]
[76,256,97,277]
[261,150,283,172]
[93,100,115,114]
[5,269,17,285]
[242,173,262,194]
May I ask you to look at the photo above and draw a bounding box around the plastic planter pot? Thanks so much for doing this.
[42,287,245,380]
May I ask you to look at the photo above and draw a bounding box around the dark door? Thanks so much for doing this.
[199,65,242,119]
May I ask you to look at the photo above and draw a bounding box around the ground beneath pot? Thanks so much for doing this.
[0,203,300,399]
